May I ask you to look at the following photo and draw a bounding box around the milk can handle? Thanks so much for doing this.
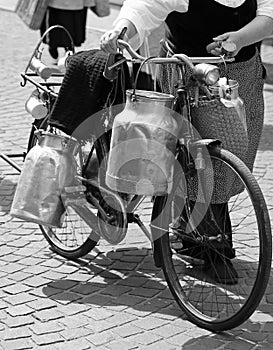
[219,55,231,86]
[218,41,237,87]
[131,57,156,101]
[25,25,75,74]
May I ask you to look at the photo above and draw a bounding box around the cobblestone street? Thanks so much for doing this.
[0,5,273,350]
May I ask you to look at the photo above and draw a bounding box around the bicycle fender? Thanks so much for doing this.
[191,138,222,148]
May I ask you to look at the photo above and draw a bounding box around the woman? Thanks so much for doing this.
[40,0,95,62]
[100,0,273,284]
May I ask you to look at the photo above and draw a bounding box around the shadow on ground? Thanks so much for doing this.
[0,176,17,217]
[41,246,187,321]
[41,245,273,348]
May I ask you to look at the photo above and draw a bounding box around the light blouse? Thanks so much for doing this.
[114,0,273,49]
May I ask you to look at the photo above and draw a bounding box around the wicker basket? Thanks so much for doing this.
[16,0,50,30]
[190,96,248,203]
[191,97,248,161]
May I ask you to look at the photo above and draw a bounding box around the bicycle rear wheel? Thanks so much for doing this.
[27,117,101,259]
[152,146,272,331]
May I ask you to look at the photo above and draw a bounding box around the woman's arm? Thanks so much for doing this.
[234,15,273,47]
[100,0,189,53]
[207,0,273,56]
[100,19,137,54]
[207,14,273,56]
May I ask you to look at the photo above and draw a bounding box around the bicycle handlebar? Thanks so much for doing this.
[117,39,235,65]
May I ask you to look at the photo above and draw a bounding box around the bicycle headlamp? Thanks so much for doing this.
[194,63,220,86]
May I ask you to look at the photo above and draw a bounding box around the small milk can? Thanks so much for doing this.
[210,78,247,132]
[106,89,179,195]
[10,132,78,227]
[192,78,248,161]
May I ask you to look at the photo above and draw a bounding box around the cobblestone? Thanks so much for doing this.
[3,315,34,328]
[3,283,31,295]
[31,332,65,346]
[58,338,92,350]
[6,305,34,317]
[128,332,163,346]
[4,293,36,306]
[33,307,65,322]
[60,326,93,341]
[87,330,118,346]
[0,338,34,350]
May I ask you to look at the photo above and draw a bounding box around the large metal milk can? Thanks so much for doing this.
[10,132,78,227]
[106,89,179,195]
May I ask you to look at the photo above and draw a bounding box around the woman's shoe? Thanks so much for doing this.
[49,47,59,60]
[204,257,238,285]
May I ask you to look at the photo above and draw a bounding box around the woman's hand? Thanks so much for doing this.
[206,32,243,57]
[100,29,121,54]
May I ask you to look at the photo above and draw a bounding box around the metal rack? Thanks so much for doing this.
[0,25,74,174]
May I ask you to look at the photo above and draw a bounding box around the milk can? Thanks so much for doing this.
[106,89,179,195]
[10,132,78,227]
[209,78,247,132]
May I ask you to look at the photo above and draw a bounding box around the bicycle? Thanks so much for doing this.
[19,36,272,332]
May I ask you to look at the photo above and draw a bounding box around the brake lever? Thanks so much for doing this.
[107,57,127,71]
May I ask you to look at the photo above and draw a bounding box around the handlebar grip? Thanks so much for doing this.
[118,27,128,40]
[103,28,128,81]
[103,54,117,81]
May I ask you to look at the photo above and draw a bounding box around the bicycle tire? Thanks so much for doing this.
[151,146,272,331]
[27,117,100,259]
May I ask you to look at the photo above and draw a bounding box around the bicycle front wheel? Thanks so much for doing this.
[152,146,272,331]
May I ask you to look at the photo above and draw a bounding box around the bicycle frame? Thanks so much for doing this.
[20,37,235,243]
[111,41,240,247]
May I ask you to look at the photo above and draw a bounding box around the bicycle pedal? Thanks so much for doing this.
[63,197,87,206]
[171,241,184,250]
[61,186,88,206]
[170,235,183,250]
